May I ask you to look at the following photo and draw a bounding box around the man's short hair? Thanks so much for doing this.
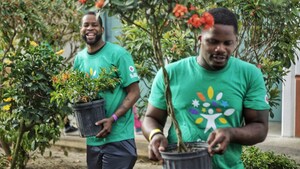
[208,7,238,34]
[84,11,103,27]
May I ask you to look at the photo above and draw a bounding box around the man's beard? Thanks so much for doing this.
[82,34,102,46]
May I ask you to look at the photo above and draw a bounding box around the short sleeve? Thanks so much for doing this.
[116,49,139,87]
[244,67,270,110]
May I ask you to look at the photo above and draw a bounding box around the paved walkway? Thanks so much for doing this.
[55,122,300,164]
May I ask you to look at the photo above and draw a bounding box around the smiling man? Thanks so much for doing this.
[142,7,270,169]
[73,11,140,169]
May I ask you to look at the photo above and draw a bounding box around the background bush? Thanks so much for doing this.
[242,146,300,169]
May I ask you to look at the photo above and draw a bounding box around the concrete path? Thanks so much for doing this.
[55,122,300,164]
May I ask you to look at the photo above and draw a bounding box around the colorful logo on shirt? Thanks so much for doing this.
[89,68,97,77]
[188,86,235,133]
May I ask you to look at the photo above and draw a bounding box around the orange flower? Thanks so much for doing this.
[187,12,214,29]
[52,76,58,83]
[173,4,188,18]
[95,0,105,8]
[62,73,70,81]
[202,12,214,30]
[187,14,204,28]
[78,0,87,4]
[189,5,196,11]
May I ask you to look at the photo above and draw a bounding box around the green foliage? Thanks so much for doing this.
[4,42,66,120]
[0,1,84,168]
[51,67,121,107]
[0,0,82,62]
[0,42,67,168]
[0,154,9,169]
[260,58,288,117]
[242,146,300,169]
[226,0,299,117]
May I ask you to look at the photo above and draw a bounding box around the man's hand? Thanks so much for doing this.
[95,117,114,138]
[207,128,231,156]
[148,133,168,161]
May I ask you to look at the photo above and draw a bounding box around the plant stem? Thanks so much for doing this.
[152,33,187,152]
[161,67,187,152]
[10,119,25,169]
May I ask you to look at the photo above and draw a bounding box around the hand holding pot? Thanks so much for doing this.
[95,117,114,138]
[207,128,231,156]
[148,133,168,161]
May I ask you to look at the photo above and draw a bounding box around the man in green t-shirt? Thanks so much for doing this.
[74,11,140,169]
[142,7,270,169]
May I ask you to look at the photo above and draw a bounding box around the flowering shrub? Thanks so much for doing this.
[173,4,214,30]
[0,41,68,168]
[51,66,121,107]
[187,12,214,29]
[172,4,188,17]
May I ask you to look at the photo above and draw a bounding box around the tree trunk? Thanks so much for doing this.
[152,36,187,152]
[10,119,25,169]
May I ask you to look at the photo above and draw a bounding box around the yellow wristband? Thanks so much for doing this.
[148,129,163,141]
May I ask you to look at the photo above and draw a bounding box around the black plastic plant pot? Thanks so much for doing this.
[71,99,105,137]
[160,142,212,169]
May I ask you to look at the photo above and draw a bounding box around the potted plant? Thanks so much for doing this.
[51,66,121,137]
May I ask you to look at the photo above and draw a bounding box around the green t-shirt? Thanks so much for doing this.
[73,42,139,146]
[149,56,270,169]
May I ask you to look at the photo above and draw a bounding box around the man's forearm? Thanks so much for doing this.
[229,122,268,145]
[113,83,140,118]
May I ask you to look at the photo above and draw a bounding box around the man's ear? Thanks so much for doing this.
[235,35,239,46]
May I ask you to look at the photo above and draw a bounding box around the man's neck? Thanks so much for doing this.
[197,56,215,71]
[87,40,105,53]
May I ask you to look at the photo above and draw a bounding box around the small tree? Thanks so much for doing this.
[0,42,68,168]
